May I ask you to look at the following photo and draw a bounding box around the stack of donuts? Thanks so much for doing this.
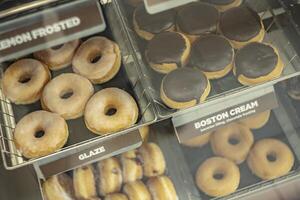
[129,0,284,109]
[43,142,178,200]
[2,36,140,159]
[182,111,295,198]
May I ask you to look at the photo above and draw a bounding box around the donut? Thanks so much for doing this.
[190,35,234,79]
[123,181,151,200]
[2,59,50,105]
[73,165,97,199]
[120,149,143,183]
[286,76,300,100]
[139,126,150,142]
[97,158,123,196]
[182,132,211,148]
[147,176,178,200]
[72,37,121,84]
[247,138,294,180]
[42,73,94,120]
[239,110,271,129]
[177,3,219,42]
[233,42,284,85]
[160,68,211,109]
[105,193,128,200]
[34,40,80,70]
[14,110,68,159]
[138,143,166,177]
[145,32,191,74]
[210,123,254,164]
[219,6,265,49]
[133,5,176,40]
[201,0,242,12]
[84,88,139,135]
[43,174,75,200]
[196,157,240,197]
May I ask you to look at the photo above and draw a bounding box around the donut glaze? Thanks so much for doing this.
[235,42,278,78]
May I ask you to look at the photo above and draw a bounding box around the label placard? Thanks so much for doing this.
[38,130,142,179]
[173,91,278,143]
[0,0,105,63]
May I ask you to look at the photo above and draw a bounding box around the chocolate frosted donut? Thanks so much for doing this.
[234,42,284,85]
[190,35,234,79]
[161,68,210,109]
[146,32,191,74]
[219,6,265,48]
[177,3,219,42]
[133,5,176,40]
[201,0,242,12]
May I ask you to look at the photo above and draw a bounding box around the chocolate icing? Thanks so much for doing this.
[177,3,219,35]
[201,0,236,5]
[191,35,233,72]
[162,68,208,103]
[235,43,278,78]
[220,6,262,42]
[146,32,187,65]
[134,5,176,34]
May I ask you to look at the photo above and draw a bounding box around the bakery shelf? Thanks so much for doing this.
[0,1,157,171]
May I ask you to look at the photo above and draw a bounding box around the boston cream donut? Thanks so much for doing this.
[201,0,242,12]
[234,42,284,85]
[210,123,254,164]
[34,40,80,70]
[14,110,68,159]
[133,5,176,40]
[43,174,75,200]
[73,37,121,84]
[247,138,294,180]
[42,73,94,120]
[190,35,234,79]
[123,181,151,200]
[239,110,271,129]
[182,132,211,148]
[97,158,123,196]
[105,193,128,200]
[138,143,166,177]
[145,32,191,74]
[121,150,143,183]
[196,157,240,197]
[2,59,50,105]
[219,6,265,49]
[161,68,210,109]
[84,88,138,135]
[177,3,219,42]
[73,165,97,199]
[147,176,178,200]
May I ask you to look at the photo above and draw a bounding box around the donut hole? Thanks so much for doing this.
[213,172,225,180]
[51,44,64,50]
[228,136,240,146]
[35,130,45,138]
[105,106,117,116]
[267,152,277,162]
[60,89,74,99]
[90,54,102,64]
[18,74,31,84]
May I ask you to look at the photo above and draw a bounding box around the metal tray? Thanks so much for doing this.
[115,0,300,119]
[0,4,157,170]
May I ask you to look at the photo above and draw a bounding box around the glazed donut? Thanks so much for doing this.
[182,132,211,148]
[247,138,294,180]
[84,88,139,135]
[123,181,151,200]
[121,150,143,183]
[201,0,242,12]
[239,110,271,129]
[196,157,240,197]
[42,73,94,120]
[133,4,176,40]
[34,40,80,70]
[177,3,219,42]
[139,126,150,142]
[43,174,75,200]
[219,6,265,49]
[234,42,284,85]
[190,35,234,79]
[147,176,178,200]
[97,158,123,196]
[210,123,254,164]
[14,110,68,159]
[73,165,97,199]
[72,37,121,84]
[145,32,191,74]
[2,58,50,105]
[160,68,211,109]
[105,193,128,200]
[138,143,166,177]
